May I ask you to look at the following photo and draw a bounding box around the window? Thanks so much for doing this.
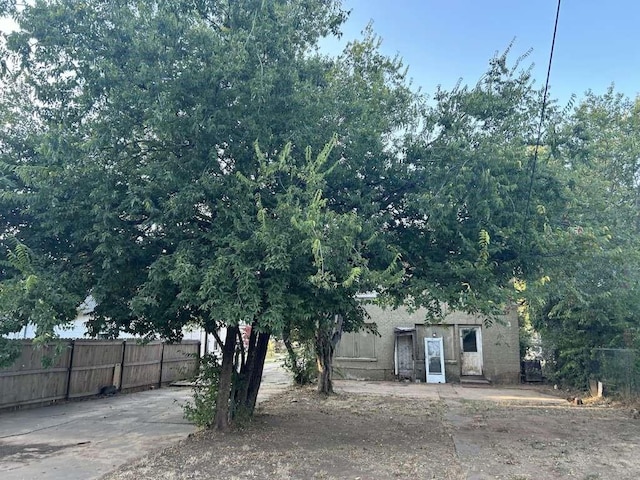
[461,328,478,353]
[335,326,376,359]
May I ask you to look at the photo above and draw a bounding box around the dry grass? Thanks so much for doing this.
[103,385,640,480]
[103,387,462,480]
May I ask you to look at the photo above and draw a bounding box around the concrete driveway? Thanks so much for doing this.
[334,379,566,405]
[0,361,290,480]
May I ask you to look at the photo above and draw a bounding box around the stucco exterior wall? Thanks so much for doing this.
[334,304,520,384]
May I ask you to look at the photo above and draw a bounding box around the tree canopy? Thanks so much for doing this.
[2,0,639,421]
[525,89,640,386]
[0,0,417,426]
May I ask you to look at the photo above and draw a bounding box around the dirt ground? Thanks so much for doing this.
[102,381,640,480]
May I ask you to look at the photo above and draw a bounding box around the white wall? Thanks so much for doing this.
[4,317,221,358]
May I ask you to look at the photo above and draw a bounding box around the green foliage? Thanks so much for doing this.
[525,87,640,387]
[183,353,220,429]
[591,348,639,399]
[0,0,14,17]
[0,0,424,421]
[0,240,80,357]
[518,306,537,362]
[4,0,637,411]
[389,47,544,319]
[0,338,21,368]
[283,339,317,386]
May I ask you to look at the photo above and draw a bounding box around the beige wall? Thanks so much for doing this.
[334,304,520,384]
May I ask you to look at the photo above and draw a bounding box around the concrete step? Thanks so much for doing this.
[460,375,491,385]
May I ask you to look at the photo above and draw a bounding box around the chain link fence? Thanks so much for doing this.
[591,348,640,399]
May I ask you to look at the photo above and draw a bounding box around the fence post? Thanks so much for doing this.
[65,340,76,400]
[119,340,126,392]
[197,340,202,373]
[159,342,165,387]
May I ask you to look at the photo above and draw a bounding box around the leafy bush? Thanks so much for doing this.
[0,338,22,368]
[183,353,220,428]
[283,340,317,386]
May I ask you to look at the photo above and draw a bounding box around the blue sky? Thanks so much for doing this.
[322,0,640,105]
[2,1,637,105]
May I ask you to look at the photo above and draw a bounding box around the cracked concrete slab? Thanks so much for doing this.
[0,361,290,480]
[0,387,195,480]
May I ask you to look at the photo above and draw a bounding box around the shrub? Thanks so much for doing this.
[183,353,220,428]
[283,340,317,386]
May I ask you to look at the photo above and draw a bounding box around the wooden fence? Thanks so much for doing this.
[0,339,199,409]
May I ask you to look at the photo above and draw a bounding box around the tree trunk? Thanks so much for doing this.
[316,314,343,395]
[245,332,270,412]
[283,325,305,385]
[214,326,238,431]
[234,324,258,416]
[316,339,333,394]
[231,327,270,418]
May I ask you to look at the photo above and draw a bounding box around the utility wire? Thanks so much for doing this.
[522,0,562,239]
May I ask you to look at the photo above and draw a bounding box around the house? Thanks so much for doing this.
[334,302,520,384]
[3,297,222,358]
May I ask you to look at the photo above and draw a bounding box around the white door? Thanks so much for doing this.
[425,337,446,383]
[460,327,483,376]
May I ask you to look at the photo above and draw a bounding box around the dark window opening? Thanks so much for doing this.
[462,329,478,352]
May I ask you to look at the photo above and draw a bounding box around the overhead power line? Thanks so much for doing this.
[522,0,562,238]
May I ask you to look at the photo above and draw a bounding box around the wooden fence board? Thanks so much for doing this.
[0,340,71,408]
[161,341,199,384]
[121,341,163,390]
[0,339,200,409]
[67,340,125,398]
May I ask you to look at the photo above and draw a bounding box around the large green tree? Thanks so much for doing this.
[4,0,627,425]
[0,0,415,427]
[526,88,640,387]
[392,50,552,317]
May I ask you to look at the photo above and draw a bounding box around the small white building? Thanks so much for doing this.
[3,297,222,357]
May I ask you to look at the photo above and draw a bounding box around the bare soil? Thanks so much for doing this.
[102,384,640,480]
